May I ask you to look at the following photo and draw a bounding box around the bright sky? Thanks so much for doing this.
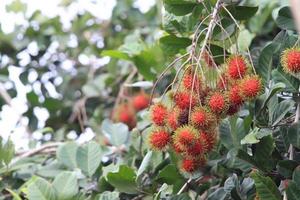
[0,0,156,150]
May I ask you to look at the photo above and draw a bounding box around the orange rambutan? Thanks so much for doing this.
[150,103,167,126]
[228,85,244,106]
[166,108,180,130]
[186,140,206,156]
[132,92,149,111]
[174,91,198,110]
[173,125,199,149]
[240,75,262,99]
[281,47,300,74]
[207,92,228,114]
[226,55,248,79]
[199,131,217,153]
[149,128,170,150]
[182,72,202,91]
[191,106,216,130]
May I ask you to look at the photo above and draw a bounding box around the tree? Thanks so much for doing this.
[0,0,300,199]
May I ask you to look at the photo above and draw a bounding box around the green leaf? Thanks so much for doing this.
[163,0,197,16]
[257,42,281,85]
[287,123,300,148]
[101,50,131,61]
[101,119,129,147]
[27,177,57,200]
[52,172,78,200]
[277,160,298,178]
[76,141,102,177]
[97,191,120,200]
[261,83,286,110]
[170,193,192,200]
[271,100,294,126]
[250,172,281,200]
[275,6,296,30]
[286,181,300,200]
[293,166,300,185]
[56,142,78,169]
[254,135,275,172]
[241,128,271,145]
[272,69,300,92]
[106,165,138,194]
[159,35,191,55]
[1,138,15,166]
[225,6,258,20]
[137,151,152,178]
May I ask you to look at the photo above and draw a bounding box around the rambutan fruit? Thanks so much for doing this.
[281,47,300,74]
[182,72,202,91]
[173,125,199,149]
[199,131,217,153]
[186,140,206,156]
[150,103,167,126]
[174,91,198,110]
[207,92,228,114]
[240,75,262,99]
[191,106,216,130]
[226,55,248,79]
[172,142,184,154]
[181,158,199,173]
[149,128,170,150]
[166,108,180,130]
[228,85,244,106]
[112,102,136,129]
[132,92,149,111]
[178,109,189,126]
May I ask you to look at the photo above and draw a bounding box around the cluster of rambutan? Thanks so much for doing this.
[112,92,150,129]
[148,55,262,173]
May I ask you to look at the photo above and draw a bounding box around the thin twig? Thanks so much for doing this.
[0,83,12,106]
[15,142,62,159]
[177,178,192,195]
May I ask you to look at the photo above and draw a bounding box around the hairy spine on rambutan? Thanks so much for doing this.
[207,92,229,115]
[186,140,206,156]
[229,85,244,106]
[149,128,170,150]
[240,75,262,99]
[173,125,199,149]
[199,131,217,153]
[281,47,300,74]
[112,102,136,129]
[181,72,202,91]
[150,103,167,126]
[173,90,198,110]
[166,108,180,130]
[191,106,216,130]
[132,92,149,111]
[226,55,248,79]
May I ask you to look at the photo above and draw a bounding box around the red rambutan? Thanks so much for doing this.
[174,91,198,110]
[150,103,167,126]
[207,92,228,114]
[191,106,216,130]
[112,102,136,129]
[186,140,206,156]
[173,125,199,149]
[181,158,199,173]
[199,131,217,153]
[166,108,180,130]
[149,129,170,150]
[240,75,262,99]
[182,72,201,91]
[281,47,300,74]
[227,55,248,79]
[229,85,244,106]
[132,92,149,111]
